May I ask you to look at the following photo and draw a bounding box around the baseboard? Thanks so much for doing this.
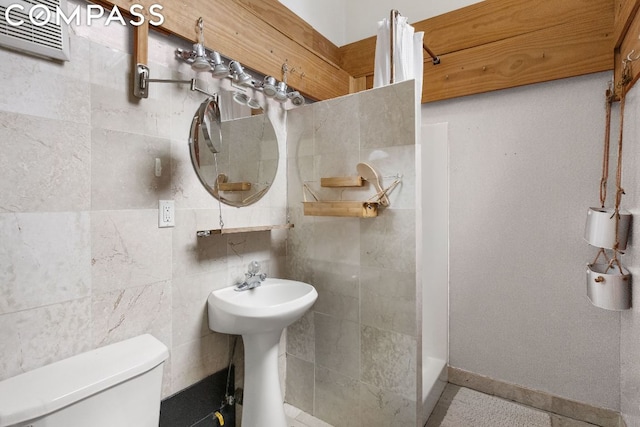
[422,358,448,426]
[160,367,235,427]
[448,367,623,427]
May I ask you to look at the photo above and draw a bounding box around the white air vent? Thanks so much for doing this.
[0,0,70,61]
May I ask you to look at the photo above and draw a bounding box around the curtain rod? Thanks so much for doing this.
[389,9,440,84]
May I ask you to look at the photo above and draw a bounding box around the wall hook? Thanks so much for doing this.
[624,49,640,64]
[619,49,640,88]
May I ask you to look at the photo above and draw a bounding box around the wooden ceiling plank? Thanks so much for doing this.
[614,0,640,47]
[101,0,351,100]
[91,0,620,103]
[418,0,613,54]
[340,0,614,78]
[133,21,149,65]
[423,16,614,102]
[616,1,640,93]
[234,0,342,67]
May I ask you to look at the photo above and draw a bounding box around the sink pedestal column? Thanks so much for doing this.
[241,330,286,427]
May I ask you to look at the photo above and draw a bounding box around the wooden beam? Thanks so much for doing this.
[99,0,351,101]
[616,1,640,94]
[418,0,613,54]
[340,0,614,103]
[340,38,376,79]
[340,0,614,79]
[423,15,613,102]
[98,0,620,104]
[349,76,367,94]
[614,0,640,47]
[133,21,149,65]
[167,0,351,100]
[234,0,342,67]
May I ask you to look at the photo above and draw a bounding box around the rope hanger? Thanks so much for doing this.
[593,75,629,274]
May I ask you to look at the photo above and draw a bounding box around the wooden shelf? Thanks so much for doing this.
[196,223,294,237]
[217,174,252,192]
[320,176,364,187]
[218,182,252,191]
[303,201,378,218]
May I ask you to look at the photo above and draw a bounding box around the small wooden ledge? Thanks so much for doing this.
[217,174,252,191]
[218,182,252,191]
[197,223,294,237]
[303,201,378,218]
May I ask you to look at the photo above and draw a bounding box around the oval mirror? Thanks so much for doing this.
[189,93,278,207]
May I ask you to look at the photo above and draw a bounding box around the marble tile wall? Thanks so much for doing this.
[0,0,287,400]
[285,80,421,426]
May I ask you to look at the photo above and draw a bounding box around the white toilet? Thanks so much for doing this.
[0,334,168,427]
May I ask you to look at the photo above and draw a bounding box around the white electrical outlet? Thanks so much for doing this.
[158,200,175,228]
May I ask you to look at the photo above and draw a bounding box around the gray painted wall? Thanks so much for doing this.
[620,85,640,427]
[423,72,623,410]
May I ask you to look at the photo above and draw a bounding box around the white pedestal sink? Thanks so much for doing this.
[207,278,317,427]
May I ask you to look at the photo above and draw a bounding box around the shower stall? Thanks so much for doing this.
[285,79,448,427]
[417,121,449,421]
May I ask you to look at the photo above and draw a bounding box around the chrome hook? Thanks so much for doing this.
[197,17,204,44]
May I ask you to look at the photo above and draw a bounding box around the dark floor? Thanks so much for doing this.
[159,368,234,427]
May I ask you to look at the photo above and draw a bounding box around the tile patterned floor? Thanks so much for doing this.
[188,404,327,427]
[426,385,601,427]
[284,404,333,427]
[284,385,603,427]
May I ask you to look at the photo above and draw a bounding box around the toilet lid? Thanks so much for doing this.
[0,334,168,427]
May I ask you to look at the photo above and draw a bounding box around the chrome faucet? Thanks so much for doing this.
[235,261,267,291]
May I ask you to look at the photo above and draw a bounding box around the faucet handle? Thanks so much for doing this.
[247,261,261,275]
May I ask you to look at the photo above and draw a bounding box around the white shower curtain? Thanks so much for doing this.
[373,15,424,94]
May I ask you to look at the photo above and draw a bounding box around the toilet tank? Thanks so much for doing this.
[0,334,168,427]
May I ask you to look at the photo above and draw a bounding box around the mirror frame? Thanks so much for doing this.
[188,94,279,208]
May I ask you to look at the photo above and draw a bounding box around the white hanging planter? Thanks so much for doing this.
[584,86,633,311]
[584,207,631,250]
[586,262,632,311]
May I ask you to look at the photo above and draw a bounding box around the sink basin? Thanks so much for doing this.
[207,277,317,427]
[207,278,317,335]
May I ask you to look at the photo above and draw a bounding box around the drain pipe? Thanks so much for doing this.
[213,336,240,426]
